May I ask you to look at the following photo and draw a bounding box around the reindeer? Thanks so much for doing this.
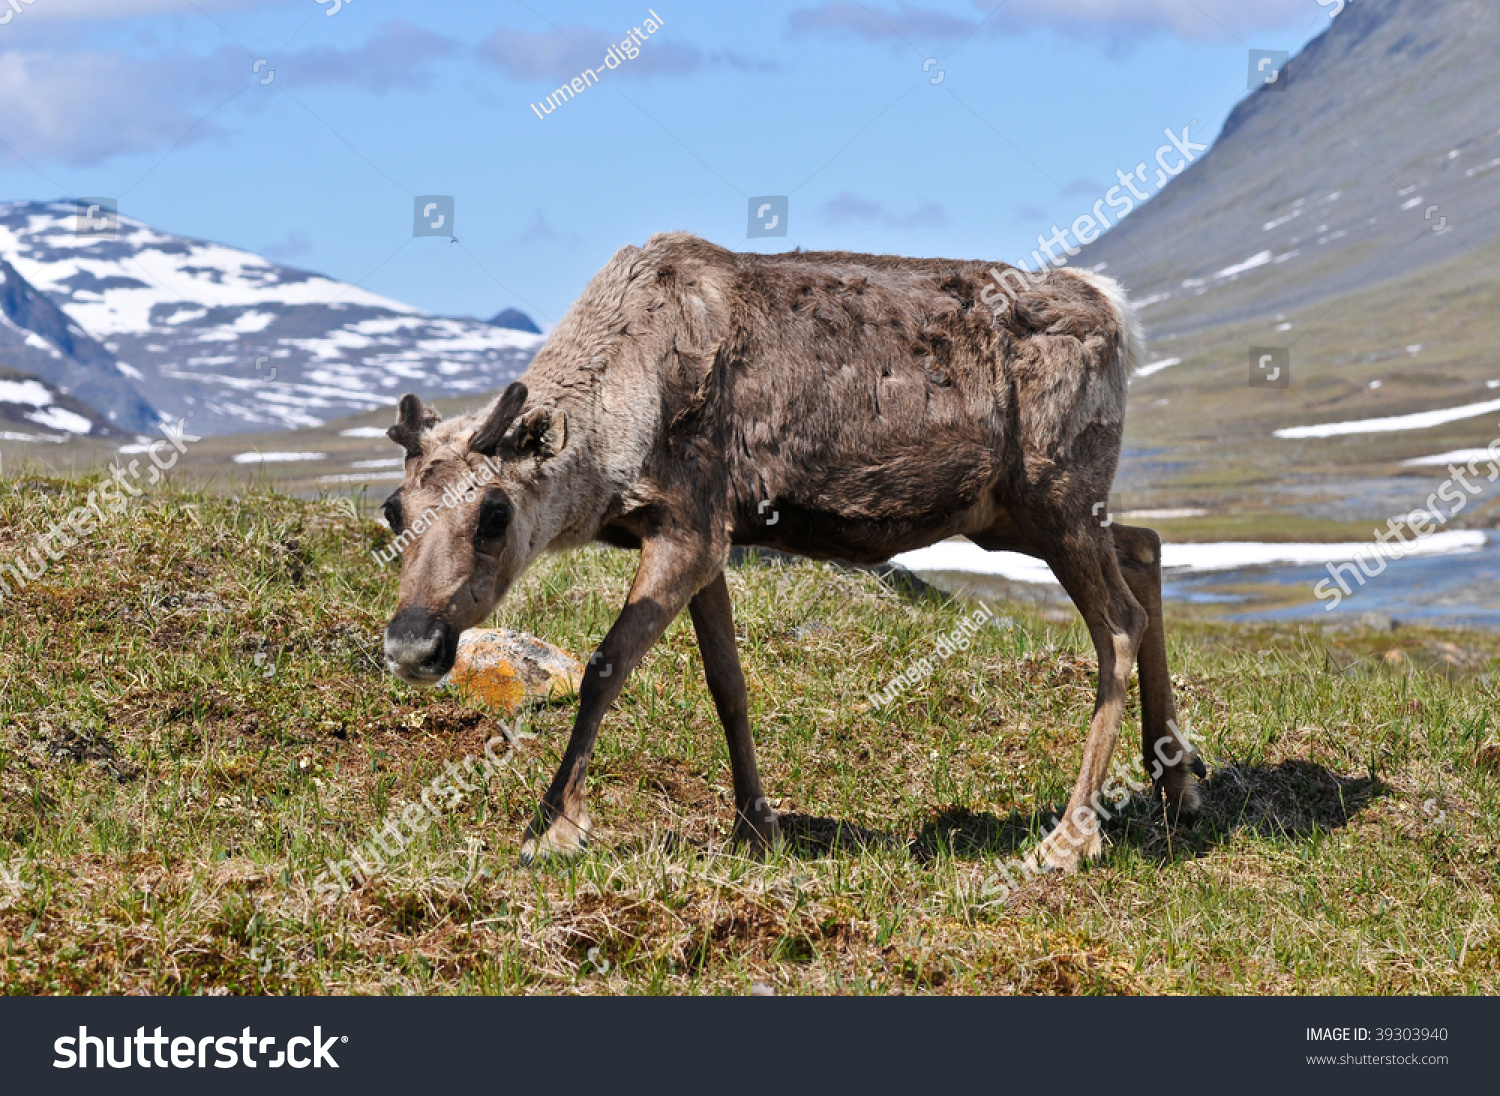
[381,232,1204,871]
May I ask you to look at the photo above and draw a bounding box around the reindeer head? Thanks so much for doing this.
[380,382,569,684]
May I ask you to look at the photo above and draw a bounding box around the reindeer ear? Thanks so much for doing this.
[507,407,567,460]
[387,394,440,458]
[471,382,529,456]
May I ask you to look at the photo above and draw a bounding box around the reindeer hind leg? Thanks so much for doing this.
[1025,521,1148,872]
[1111,523,1204,815]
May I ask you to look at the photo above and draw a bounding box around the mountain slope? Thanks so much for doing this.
[0,259,157,432]
[1081,0,1500,337]
[0,202,544,435]
[0,366,118,441]
[487,308,542,334]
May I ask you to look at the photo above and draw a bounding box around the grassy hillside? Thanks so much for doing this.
[1,478,1497,994]
[1120,241,1500,524]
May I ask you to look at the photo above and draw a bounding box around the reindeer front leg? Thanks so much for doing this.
[688,571,780,852]
[521,535,716,864]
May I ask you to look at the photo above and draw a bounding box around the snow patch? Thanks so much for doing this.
[1401,448,1498,467]
[1214,251,1273,279]
[1134,356,1182,379]
[894,532,1487,585]
[350,457,404,469]
[232,451,327,464]
[0,378,54,406]
[26,406,93,433]
[1275,397,1500,439]
[318,472,405,484]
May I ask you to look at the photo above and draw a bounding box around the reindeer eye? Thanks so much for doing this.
[477,494,512,540]
[382,491,404,534]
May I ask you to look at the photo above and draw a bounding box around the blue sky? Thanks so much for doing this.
[0,0,1333,326]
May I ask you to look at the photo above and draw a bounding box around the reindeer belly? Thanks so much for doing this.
[729,368,1004,563]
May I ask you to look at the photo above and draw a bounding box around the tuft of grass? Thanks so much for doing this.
[0,477,1496,995]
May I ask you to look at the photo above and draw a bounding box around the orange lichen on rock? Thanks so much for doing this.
[440,629,585,715]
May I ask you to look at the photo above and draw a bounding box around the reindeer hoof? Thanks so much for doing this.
[1024,821,1103,876]
[1151,747,1207,820]
[1155,763,1204,820]
[730,811,782,857]
[519,804,591,865]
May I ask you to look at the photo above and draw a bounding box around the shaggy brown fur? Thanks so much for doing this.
[381,232,1204,871]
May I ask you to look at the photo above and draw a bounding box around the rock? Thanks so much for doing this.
[439,629,584,714]
[749,981,777,997]
[1382,648,1405,664]
[789,620,832,640]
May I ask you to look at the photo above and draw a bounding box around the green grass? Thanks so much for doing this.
[1,475,1497,995]
[1141,512,1385,543]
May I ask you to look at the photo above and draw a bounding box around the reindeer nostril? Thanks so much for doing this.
[384,607,458,681]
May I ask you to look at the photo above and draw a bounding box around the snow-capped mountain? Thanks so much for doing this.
[0,257,158,432]
[0,202,545,435]
[0,365,117,441]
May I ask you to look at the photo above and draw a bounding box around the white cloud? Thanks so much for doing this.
[985,0,1312,41]
[478,23,776,82]
[262,230,312,261]
[820,191,948,228]
[6,0,286,20]
[0,49,232,166]
[286,22,457,91]
[0,22,455,166]
[788,0,1313,47]
[787,1,974,42]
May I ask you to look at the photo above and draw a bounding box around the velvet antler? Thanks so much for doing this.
[387,393,441,458]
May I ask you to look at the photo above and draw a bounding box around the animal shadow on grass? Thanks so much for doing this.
[600,817,896,862]
[776,813,901,858]
[607,829,706,860]
[908,759,1388,867]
